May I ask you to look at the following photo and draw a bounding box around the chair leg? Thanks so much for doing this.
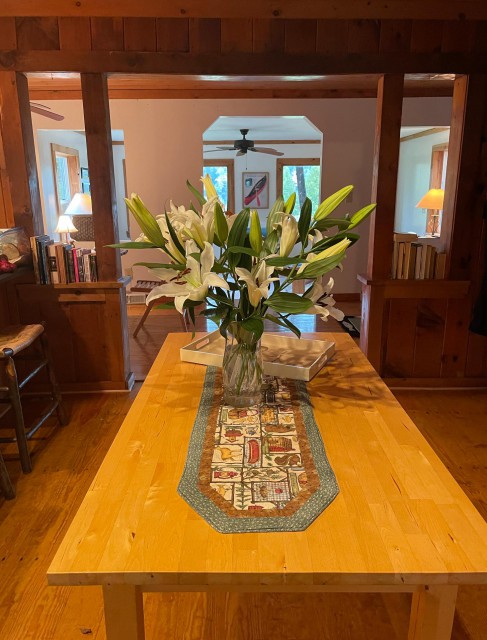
[4,355,32,474]
[40,331,68,426]
[133,300,156,338]
[0,450,15,500]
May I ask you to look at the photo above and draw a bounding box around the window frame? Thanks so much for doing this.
[276,157,321,211]
[426,142,448,235]
[51,143,81,215]
[203,158,235,213]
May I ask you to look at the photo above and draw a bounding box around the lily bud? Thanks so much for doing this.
[314,237,351,261]
[200,174,218,200]
[249,210,263,254]
[214,201,228,243]
[279,215,299,257]
[284,193,296,215]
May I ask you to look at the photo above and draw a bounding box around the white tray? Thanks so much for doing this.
[180,331,335,381]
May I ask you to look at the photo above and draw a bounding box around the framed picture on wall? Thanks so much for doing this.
[80,167,91,194]
[242,172,269,209]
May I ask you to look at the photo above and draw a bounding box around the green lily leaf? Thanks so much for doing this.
[214,201,229,243]
[227,246,258,257]
[314,217,351,231]
[134,261,185,270]
[284,193,296,215]
[265,313,301,338]
[227,209,250,269]
[263,229,279,254]
[264,292,314,314]
[298,197,312,247]
[186,179,206,206]
[309,232,359,254]
[266,255,302,267]
[165,212,185,257]
[266,196,285,236]
[108,241,156,249]
[313,185,354,221]
[347,203,377,229]
[241,317,264,341]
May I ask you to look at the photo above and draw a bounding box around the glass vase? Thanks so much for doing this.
[222,322,263,407]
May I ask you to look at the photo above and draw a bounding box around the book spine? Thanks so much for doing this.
[65,248,76,283]
[55,245,67,284]
[72,248,80,282]
[30,237,41,284]
[47,245,59,284]
[83,254,91,282]
[89,254,98,282]
[77,254,85,282]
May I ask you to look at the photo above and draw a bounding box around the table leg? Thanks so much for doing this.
[102,584,145,640]
[408,585,458,640]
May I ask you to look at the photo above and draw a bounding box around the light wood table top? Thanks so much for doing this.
[48,332,487,590]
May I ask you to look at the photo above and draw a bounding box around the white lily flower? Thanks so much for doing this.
[308,229,324,246]
[235,261,279,308]
[147,242,229,314]
[279,215,299,257]
[305,277,344,322]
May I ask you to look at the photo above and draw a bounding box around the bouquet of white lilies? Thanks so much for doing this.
[114,175,375,343]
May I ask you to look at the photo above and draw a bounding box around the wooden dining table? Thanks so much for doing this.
[47,332,487,640]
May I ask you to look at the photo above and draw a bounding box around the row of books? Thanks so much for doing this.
[30,235,98,285]
[392,232,446,280]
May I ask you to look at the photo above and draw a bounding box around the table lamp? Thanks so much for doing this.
[55,215,78,243]
[416,188,444,237]
[65,192,92,216]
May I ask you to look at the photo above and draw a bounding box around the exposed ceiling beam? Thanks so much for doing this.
[1,1,487,20]
[400,127,450,142]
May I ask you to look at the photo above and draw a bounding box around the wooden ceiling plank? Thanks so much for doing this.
[156,18,189,53]
[347,19,380,54]
[316,20,349,54]
[59,17,92,51]
[221,19,253,54]
[379,20,412,53]
[410,19,444,53]
[252,19,285,54]
[124,18,157,52]
[15,17,60,51]
[0,18,17,51]
[442,21,477,53]
[90,17,124,51]
[284,19,317,54]
[189,18,221,54]
[2,1,487,20]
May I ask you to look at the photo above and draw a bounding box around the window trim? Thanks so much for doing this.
[51,143,81,215]
[426,142,448,235]
[203,158,235,213]
[276,157,321,206]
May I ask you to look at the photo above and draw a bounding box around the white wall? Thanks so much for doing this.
[395,128,450,237]
[32,96,452,292]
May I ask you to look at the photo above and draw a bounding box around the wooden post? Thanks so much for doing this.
[80,73,121,282]
[360,74,404,371]
[0,71,43,236]
[443,74,487,281]
[103,585,145,640]
[408,585,458,640]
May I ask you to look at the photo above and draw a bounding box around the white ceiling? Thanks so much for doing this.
[400,126,437,136]
[203,116,322,141]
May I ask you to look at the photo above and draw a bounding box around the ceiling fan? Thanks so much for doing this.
[205,129,284,156]
[29,102,64,121]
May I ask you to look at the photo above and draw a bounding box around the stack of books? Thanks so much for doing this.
[30,236,98,284]
[392,232,446,280]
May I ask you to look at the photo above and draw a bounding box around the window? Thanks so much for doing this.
[426,143,448,235]
[203,159,235,212]
[277,158,321,215]
[51,144,81,215]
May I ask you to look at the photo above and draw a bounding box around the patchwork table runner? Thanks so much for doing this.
[178,367,339,533]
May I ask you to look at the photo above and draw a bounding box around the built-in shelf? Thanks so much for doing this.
[357,274,470,299]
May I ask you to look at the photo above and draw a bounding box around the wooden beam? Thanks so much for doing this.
[80,73,121,282]
[0,71,43,235]
[361,74,404,371]
[1,51,486,75]
[400,126,449,142]
[443,74,487,281]
[1,1,487,20]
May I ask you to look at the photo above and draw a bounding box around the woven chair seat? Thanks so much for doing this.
[0,325,44,357]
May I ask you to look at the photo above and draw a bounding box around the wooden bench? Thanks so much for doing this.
[48,333,487,640]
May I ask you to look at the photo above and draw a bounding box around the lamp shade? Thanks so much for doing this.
[416,188,445,210]
[65,192,92,216]
[55,215,78,234]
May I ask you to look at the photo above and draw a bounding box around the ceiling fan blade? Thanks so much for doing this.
[236,149,246,156]
[216,146,235,150]
[204,149,231,153]
[250,147,284,156]
[30,103,64,121]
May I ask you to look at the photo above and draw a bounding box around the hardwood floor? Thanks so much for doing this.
[0,321,486,639]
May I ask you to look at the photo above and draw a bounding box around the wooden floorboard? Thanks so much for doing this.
[0,310,486,639]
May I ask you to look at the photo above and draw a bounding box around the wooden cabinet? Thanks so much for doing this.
[14,279,133,392]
